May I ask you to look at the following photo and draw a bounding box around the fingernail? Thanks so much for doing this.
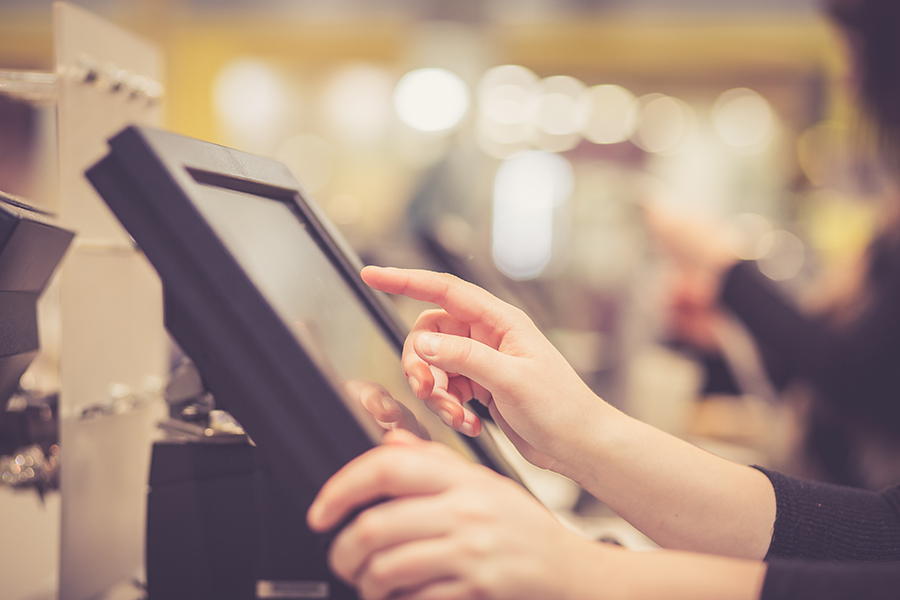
[458,421,477,437]
[380,394,395,412]
[418,333,440,357]
[438,410,454,428]
[408,376,420,395]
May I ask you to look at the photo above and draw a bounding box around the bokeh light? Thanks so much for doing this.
[632,94,696,155]
[492,151,574,280]
[581,84,639,145]
[531,75,588,152]
[481,83,538,127]
[758,229,806,281]
[712,88,774,151]
[476,65,540,154]
[393,68,470,133]
[322,64,393,147]
[212,58,290,150]
[535,75,589,136]
[725,213,775,260]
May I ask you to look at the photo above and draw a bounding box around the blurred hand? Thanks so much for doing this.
[361,266,603,476]
[666,265,728,352]
[642,204,738,352]
[344,379,429,440]
[307,429,604,600]
[642,204,737,277]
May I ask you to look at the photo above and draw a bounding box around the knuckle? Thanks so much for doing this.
[352,509,385,548]
[367,453,399,488]
[507,305,534,330]
[419,308,446,321]
[464,528,495,560]
[446,337,473,364]
[327,541,355,584]
[379,446,422,482]
[363,554,394,591]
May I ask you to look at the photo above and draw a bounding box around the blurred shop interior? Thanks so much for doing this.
[0,0,885,598]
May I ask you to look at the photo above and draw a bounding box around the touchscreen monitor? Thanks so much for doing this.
[86,126,520,499]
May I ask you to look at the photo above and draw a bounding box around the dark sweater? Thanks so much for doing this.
[720,242,900,431]
[718,243,900,486]
[758,468,900,599]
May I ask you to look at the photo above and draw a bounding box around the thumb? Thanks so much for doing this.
[413,332,511,392]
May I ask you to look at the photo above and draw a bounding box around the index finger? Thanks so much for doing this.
[361,266,509,329]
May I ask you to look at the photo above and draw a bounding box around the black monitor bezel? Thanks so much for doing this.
[86,126,520,497]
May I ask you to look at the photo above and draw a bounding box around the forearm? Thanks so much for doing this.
[561,403,775,560]
[579,544,766,600]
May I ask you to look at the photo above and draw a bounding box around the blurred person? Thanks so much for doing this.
[309,266,900,600]
[646,0,900,489]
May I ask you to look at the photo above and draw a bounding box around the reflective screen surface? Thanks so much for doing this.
[189,180,477,459]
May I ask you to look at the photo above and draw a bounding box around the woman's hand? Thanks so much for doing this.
[642,205,738,352]
[307,430,603,600]
[361,267,777,560]
[641,204,738,277]
[307,431,768,600]
[665,264,729,352]
[361,266,604,475]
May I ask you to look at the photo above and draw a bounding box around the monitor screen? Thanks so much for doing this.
[187,171,477,458]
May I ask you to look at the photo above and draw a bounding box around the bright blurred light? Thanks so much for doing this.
[476,83,537,147]
[582,84,639,144]
[492,151,574,280]
[712,88,774,151]
[394,68,470,132]
[476,65,540,149]
[725,213,775,260]
[212,58,289,149]
[758,229,806,281]
[535,75,589,136]
[482,83,538,125]
[632,94,697,155]
[478,64,539,96]
[276,134,334,193]
[322,64,393,147]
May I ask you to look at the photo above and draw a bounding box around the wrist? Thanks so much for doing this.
[550,398,626,486]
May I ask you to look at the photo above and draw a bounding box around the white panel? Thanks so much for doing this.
[53,4,167,600]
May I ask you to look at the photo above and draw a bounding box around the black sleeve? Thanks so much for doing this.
[758,467,900,561]
[756,468,900,599]
[720,252,900,426]
[761,560,900,600]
